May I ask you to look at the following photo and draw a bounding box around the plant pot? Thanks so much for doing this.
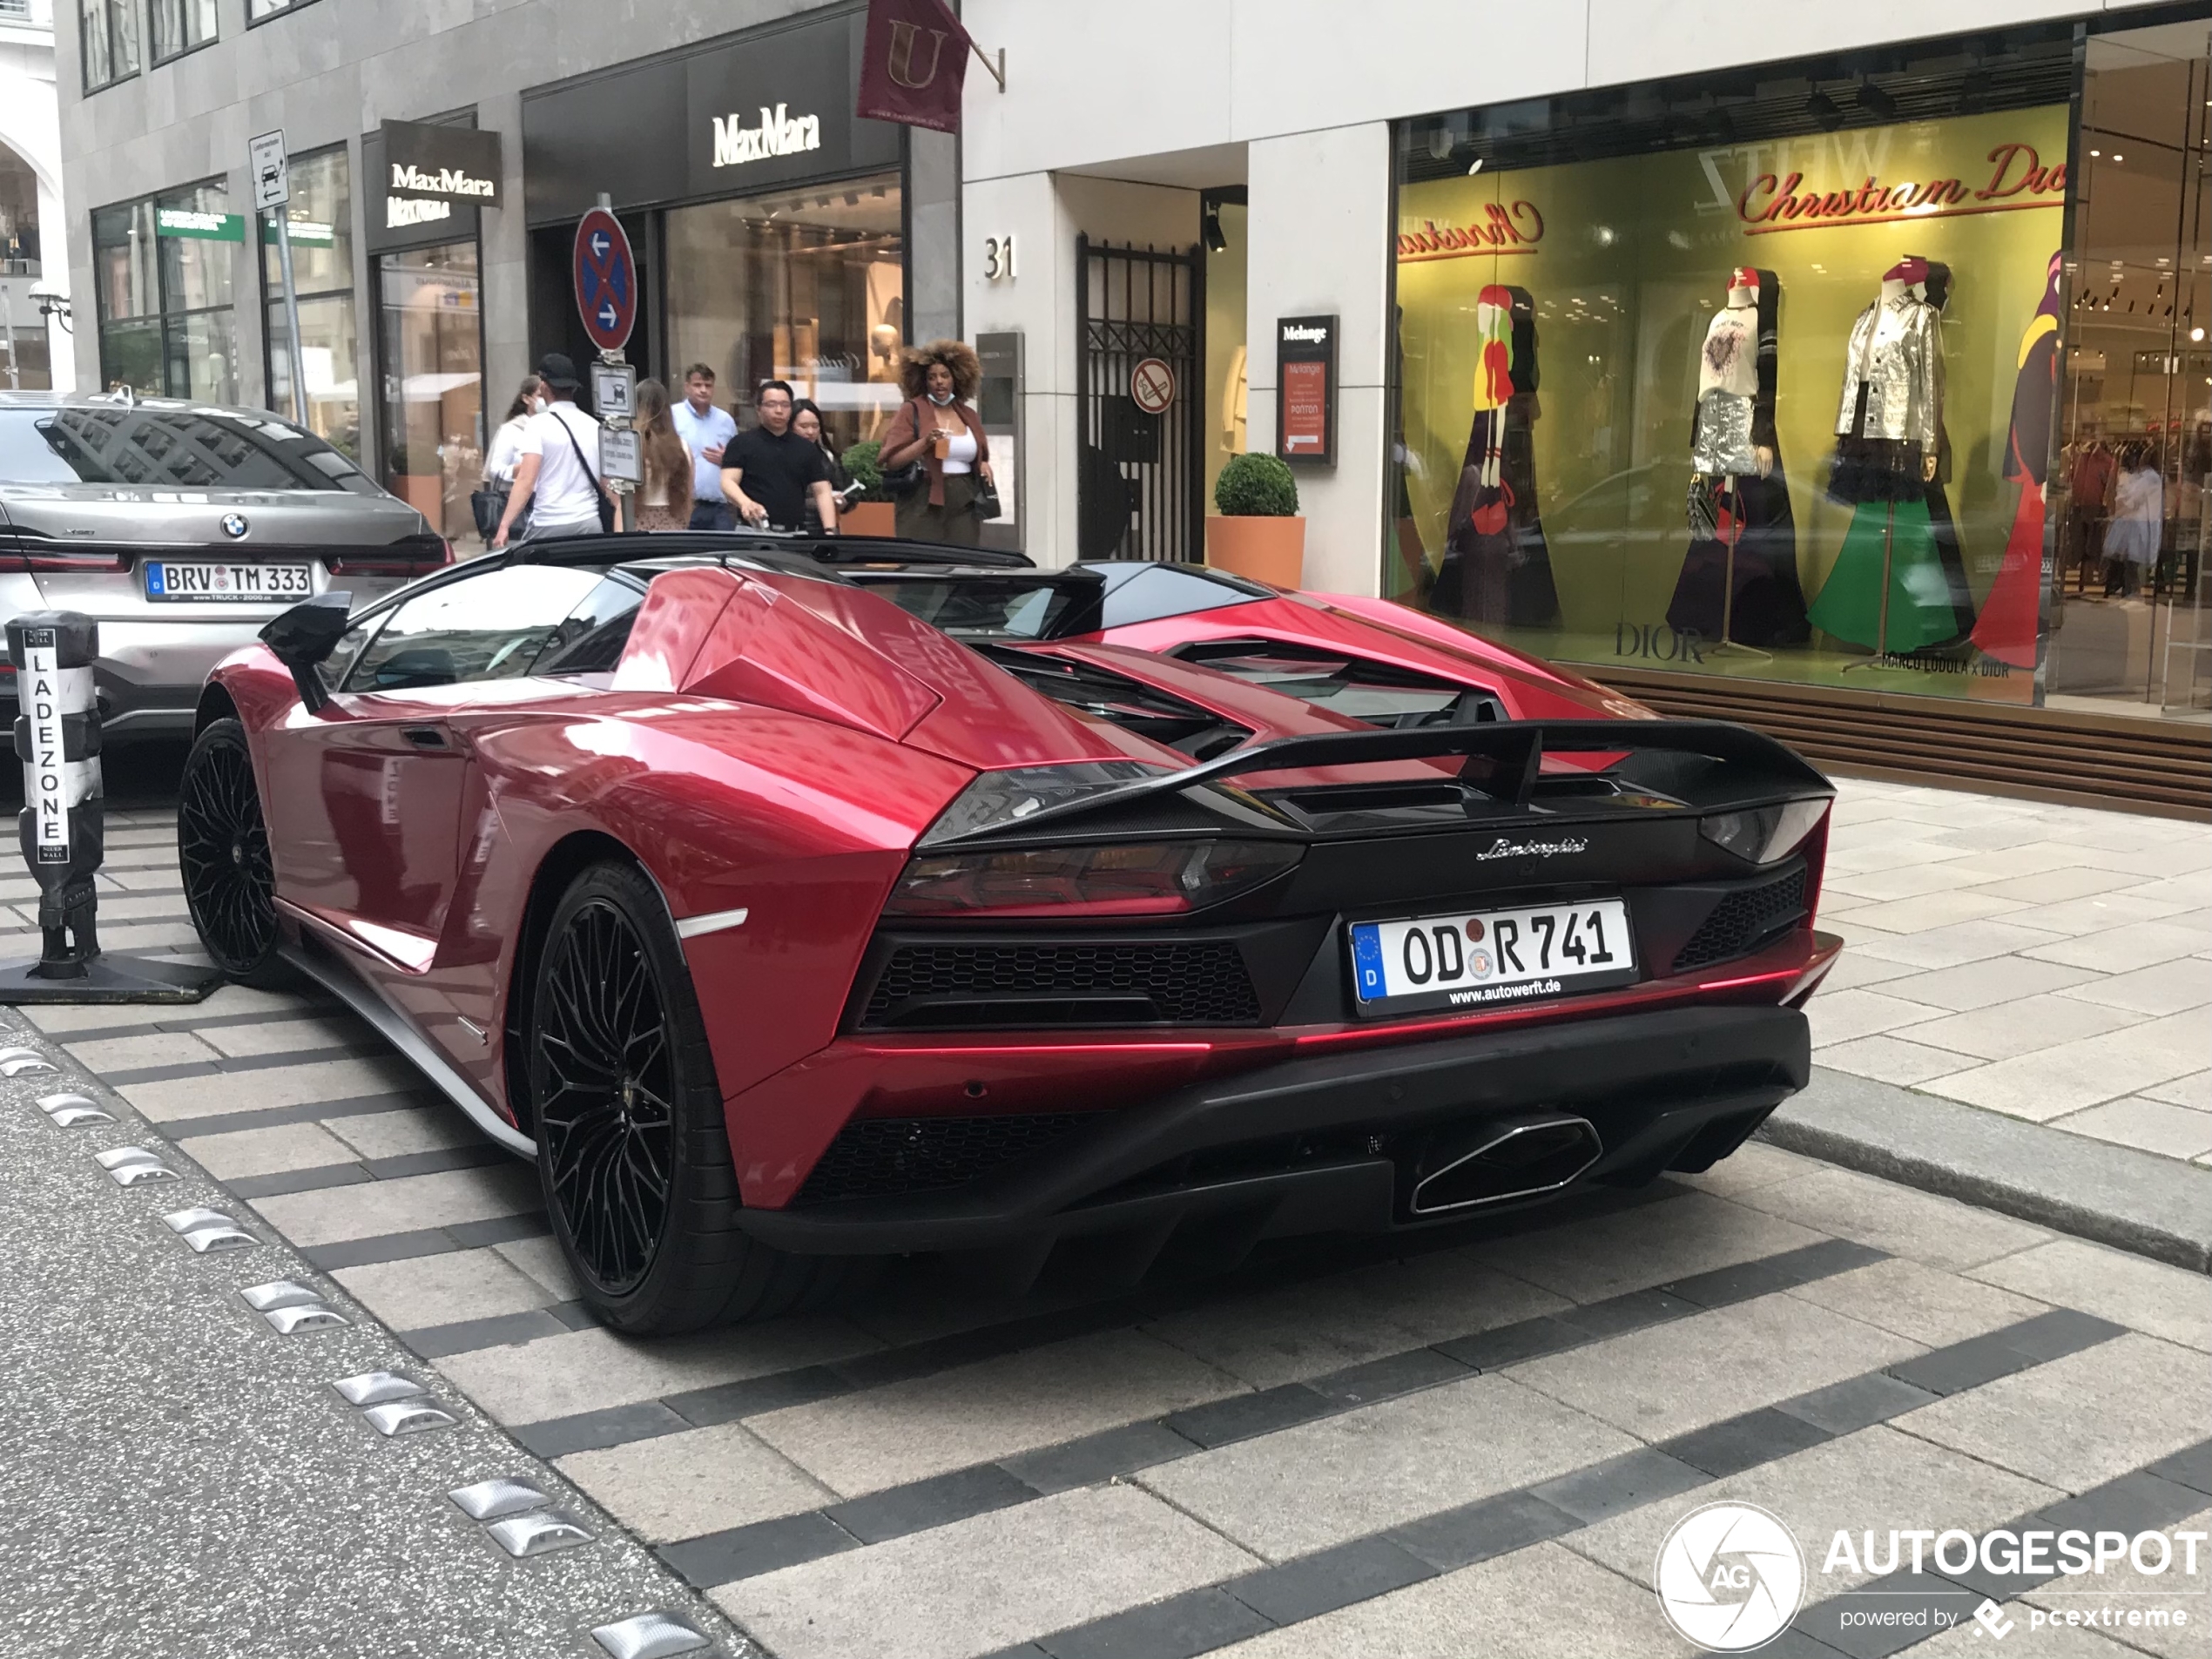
[1205,515,1305,588]
[843,502,898,537]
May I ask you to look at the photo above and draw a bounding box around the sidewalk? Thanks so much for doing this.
[1810,776,2210,1164]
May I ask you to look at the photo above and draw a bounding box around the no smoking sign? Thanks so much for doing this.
[1130,357,1176,416]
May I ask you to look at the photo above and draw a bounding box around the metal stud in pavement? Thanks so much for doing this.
[0,1046,47,1063]
[37,1093,111,1126]
[264,1304,348,1334]
[95,1147,176,1185]
[179,1224,256,1253]
[591,1612,712,1659]
[332,1371,427,1407]
[483,1510,594,1558]
[0,1055,57,1076]
[448,1478,551,1521]
[161,1206,235,1234]
[361,1399,459,1438]
[240,1280,323,1312]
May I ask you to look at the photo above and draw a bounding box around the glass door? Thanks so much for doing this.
[376,239,483,542]
[2048,24,2212,718]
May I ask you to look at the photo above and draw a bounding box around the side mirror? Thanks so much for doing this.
[259,592,353,712]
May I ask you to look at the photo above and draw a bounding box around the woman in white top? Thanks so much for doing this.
[2105,441,2166,597]
[475,374,541,547]
[632,379,696,532]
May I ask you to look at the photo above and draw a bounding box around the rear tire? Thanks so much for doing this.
[527,859,848,1334]
[177,717,290,988]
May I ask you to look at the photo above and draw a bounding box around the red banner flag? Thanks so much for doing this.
[857,0,971,134]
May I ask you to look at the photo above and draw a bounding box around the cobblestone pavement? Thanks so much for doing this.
[2,795,2209,1656]
[1807,780,2210,1163]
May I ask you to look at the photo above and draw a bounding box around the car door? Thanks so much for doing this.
[260,562,610,980]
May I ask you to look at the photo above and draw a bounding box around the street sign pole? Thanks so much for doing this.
[273,214,307,427]
[580,195,636,533]
[250,131,307,427]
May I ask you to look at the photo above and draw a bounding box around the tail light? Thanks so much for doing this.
[1698,798,1829,866]
[326,533,453,578]
[886,839,1303,918]
[2,549,130,572]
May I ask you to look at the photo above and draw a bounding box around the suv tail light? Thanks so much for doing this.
[885,839,1303,918]
[326,532,453,577]
[2,549,130,572]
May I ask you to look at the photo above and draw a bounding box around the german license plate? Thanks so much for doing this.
[1350,898,1636,1016]
[143,561,314,602]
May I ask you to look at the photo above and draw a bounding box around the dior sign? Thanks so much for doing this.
[711,104,822,167]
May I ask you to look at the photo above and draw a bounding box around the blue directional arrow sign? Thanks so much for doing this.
[572,207,636,353]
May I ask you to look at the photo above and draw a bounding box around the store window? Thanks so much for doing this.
[1393,31,2098,711]
[246,0,314,18]
[2045,25,2211,716]
[1,139,40,275]
[664,174,904,454]
[377,240,482,542]
[262,148,361,459]
[79,0,138,90]
[150,0,217,63]
[92,179,239,401]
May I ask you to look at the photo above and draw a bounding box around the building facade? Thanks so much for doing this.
[56,0,956,539]
[961,0,2210,793]
[1,0,71,390]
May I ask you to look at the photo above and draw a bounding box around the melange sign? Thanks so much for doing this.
[380,119,502,206]
[711,104,822,167]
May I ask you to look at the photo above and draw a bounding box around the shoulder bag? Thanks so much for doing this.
[879,400,928,498]
[555,411,617,533]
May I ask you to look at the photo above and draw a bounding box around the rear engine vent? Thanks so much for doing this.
[797,1114,1089,1204]
[1672,867,1810,974]
[861,941,1263,1028]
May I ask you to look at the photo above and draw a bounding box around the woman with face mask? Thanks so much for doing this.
[473,374,543,550]
[879,339,995,545]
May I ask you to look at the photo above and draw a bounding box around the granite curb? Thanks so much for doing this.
[1762,1065,2212,1275]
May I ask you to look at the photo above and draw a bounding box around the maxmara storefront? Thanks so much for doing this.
[57,0,954,541]
[962,0,2210,806]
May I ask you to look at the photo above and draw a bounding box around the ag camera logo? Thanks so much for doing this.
[1656,1501,1806,1651]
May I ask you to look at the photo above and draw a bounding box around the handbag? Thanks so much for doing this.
[555,410,617,533]
[469,484,506,540]
[969,476,1002,521]
[880,400,929,497]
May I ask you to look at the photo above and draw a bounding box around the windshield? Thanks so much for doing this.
[0,405,377,493]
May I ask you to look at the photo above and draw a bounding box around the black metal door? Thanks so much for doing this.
[1076,236,1204,562]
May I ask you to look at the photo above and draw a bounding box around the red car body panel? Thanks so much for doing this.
[208,553,1836,1229]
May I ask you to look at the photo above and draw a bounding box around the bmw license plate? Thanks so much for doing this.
[144,561,314,602]
[1350,898,1637,1016]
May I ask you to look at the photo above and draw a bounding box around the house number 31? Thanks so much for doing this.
[982,235,1016,280]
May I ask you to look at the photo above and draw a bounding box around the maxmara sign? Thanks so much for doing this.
[380,119,502,207]
[712,104,822,167]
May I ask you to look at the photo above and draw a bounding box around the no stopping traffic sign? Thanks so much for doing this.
[573,208,637,353]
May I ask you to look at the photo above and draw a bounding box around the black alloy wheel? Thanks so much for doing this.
[532,887,676,1294]
[177,718,287,986]
[527,860,850,1333]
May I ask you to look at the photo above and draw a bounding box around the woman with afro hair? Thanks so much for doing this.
[880,338,995,543]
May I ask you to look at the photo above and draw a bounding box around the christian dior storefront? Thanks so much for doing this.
[520,6,919,457]
[1390,12,2212,745]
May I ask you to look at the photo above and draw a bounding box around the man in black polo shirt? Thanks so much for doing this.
[720,381,839,533]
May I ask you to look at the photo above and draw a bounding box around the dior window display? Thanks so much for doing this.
[1667,267,1811,653]
[1971,251,2062,668]
[1435,285,1561,627]
[1810,257,1979,656]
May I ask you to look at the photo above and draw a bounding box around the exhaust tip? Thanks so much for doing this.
[1409,1114,1602,1215]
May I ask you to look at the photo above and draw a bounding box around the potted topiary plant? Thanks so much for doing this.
[1206,452,1303,586]
[838,439,898,537]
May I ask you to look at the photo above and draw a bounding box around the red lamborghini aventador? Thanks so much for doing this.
[180,535,1840,1334]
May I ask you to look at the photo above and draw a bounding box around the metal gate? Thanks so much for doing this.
[1076,236,1204,563]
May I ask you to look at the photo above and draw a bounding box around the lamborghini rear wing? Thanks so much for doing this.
[927,719,1831,846]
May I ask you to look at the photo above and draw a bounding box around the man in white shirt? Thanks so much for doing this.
[671,363,739,531]
[492,354,610,546]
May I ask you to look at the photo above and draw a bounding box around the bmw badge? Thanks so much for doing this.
[220,513,249,539]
